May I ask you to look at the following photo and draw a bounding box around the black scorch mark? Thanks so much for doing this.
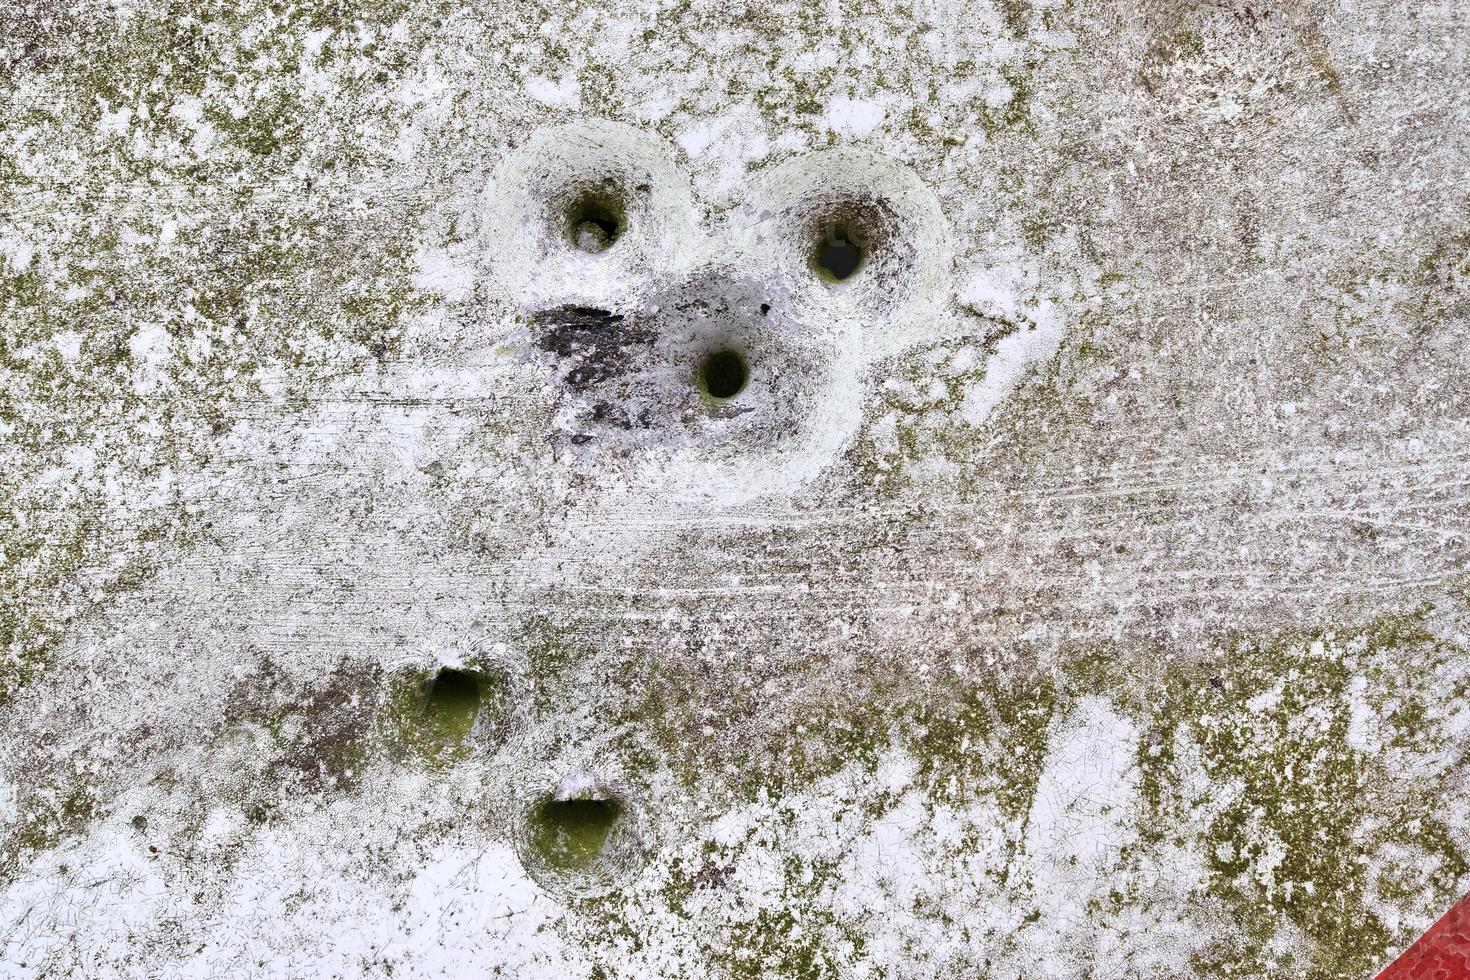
[530,305,655,390]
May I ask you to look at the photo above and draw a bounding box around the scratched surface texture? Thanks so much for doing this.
[2,0,1469,976]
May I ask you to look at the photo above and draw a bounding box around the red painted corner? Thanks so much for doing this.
[1377,894,1470,979]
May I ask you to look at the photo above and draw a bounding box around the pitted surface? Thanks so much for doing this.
[2,1,1469,977]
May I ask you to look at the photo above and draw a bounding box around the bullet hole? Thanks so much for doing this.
[131,814,147,832]
[532,796,622,871]
[812,220,865,282]
[425,668,481,742]
[698,349,748,400]
[565,190,626,253]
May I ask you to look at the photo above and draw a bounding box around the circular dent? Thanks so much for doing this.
[563,186,627,253]
[394,647,525,755]
[531,271,855,504]
[480,119,698,309]
[534,275,819,460]
[424,667,481,742]
[811,217,868,282]
[532,796,622,871]
[697,348,749,400]
[514,777,645,897]
[803,198,892,285]
[732,145,953,358]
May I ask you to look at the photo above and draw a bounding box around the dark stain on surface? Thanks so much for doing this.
[530,305,656,390]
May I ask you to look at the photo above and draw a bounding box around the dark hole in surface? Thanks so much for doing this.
[566,191,626,253]
[425,668,480,741]
[813,221,866,281]
[698,349,748,400]
[533,798,621,870]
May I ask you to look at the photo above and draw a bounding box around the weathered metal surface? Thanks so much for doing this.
[2,0,1469,975]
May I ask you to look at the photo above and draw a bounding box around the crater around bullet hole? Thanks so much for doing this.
[699,349,748,400]
[425,668,481,741]
[813,221,865,281]
[533,797,622,871]
[565,190,625,253]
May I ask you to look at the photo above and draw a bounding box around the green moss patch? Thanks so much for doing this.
[424,668,482,743]
[532,797,622,871]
